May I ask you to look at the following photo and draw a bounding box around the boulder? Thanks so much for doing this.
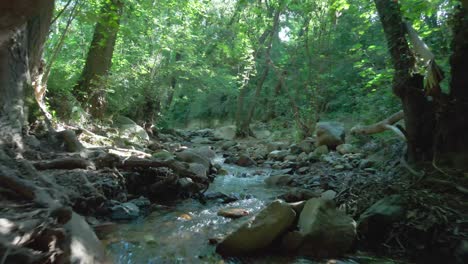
[217,200,296,256]
[312,145,329,157]
[290,144,303,155]
[357,195,406,243]
[214,125,236,140]
[266,142,289,152]
[235,154,256,167]
[298,139,315,154]
[316,122,345,149]
[221,141,237,150]
[321,190,337,200]
[111,202,140,220]
[217,208,250,219]
[175,150,210,169]
[268,150,289,161]
[278,188,320,202]
[288,198,356,257]
[189,162,209,180]
[192,146,217,161]
[265,174,294,186]
[114,116,149,141]
[336,144,357,155]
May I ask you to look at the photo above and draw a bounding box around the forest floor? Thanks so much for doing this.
[1,121,467,263]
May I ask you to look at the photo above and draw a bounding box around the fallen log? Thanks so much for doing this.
[350,110,404,139]
[33,158,93,170]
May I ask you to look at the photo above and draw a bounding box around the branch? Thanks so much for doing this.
[351,110,404,138]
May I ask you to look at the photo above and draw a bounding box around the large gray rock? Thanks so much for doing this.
[217,200,296,256]
[235,154,256,167]
[192,146,216,162]
[175,150,210,169]
[284,198,356,257]
[357,195,406,242]
[214,125,236,140]
[266,142,289,152]
[316,122,345,148]
[188,162,209,180]
[114,116,149,141]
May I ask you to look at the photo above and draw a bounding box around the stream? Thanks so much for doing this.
[104,158,401,264]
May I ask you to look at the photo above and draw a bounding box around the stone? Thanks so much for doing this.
[357,195,406,243]
[298,139,315,154]
[278,188,320,202]
[175,150,210,169]
[214,125,236,140]
[290,144,303,155]
[265,174,294,186]
[111,202,140,220]
[312,145,329,156]
[336,144,357,155]
[297,152,309,162]
[266,142,289,152]
[321,190,337,200]
[152,150,174,160]
[193,146,217,161]
[292,198,356,257]
[189,163,209,180]
[128,196,151,209]
[315,122,345,149]
[235,154,256,167]
[284,155,297,162]
[359,159,375,169]
[217,208,250,219]
[268,150,289,161]
[221,141,237,150]
[216,200,296,256]
[114,116,149,141]
[297,167,309,174]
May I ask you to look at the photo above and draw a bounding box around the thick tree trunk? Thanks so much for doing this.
[166,52,182,111]
[73,0,122,119]
[0,1,54,143]
[374,0,435,163]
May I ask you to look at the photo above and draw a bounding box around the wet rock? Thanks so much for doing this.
[359,159,375,169]
[204,192,238,203]
[217,208,250,219]
[278,188,320,202]
[316,122,345,149]
[128,196,151,209]
[93,222,118,239]
[336,144,357,155]
[290,144,303,155]
[288,201,307,214]
[357,195,406,243]
[217,200,296,256]
[268,150,289,161]
[191,137,213,144]
[214,125,236,140]
[297,152,309,163]
[321,190,337,200]
[235,154,256,167]
[285,155,297,162]
[111,202,140,220]
[265,174,294,186]
[297,167,309,174]
[288,198,356,257]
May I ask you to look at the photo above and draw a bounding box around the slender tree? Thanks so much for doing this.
[73,0,123,119]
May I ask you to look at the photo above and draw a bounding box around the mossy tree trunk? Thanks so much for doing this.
[73,0,123,119]
[374,0,468,167]
[0,0,54,143]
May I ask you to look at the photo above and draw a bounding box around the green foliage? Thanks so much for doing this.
[43,0,457,130]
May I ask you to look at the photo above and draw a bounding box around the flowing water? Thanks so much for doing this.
[104,159,402,264]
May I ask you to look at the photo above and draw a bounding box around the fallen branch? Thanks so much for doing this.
[33,158,93,170]
[351,110,404,137]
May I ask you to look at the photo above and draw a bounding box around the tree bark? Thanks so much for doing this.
[73,0,123,119]
[0,1,54,143]
[374,0,435,162]
[236,5,281,138]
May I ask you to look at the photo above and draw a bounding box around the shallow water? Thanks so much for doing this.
[104,161,403,264]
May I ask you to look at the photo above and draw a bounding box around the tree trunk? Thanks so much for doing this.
[73,0,122,119]
[374,0,435,163]
[165,52,182,111]
[236,6,281,138]
[0,1,54,143]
